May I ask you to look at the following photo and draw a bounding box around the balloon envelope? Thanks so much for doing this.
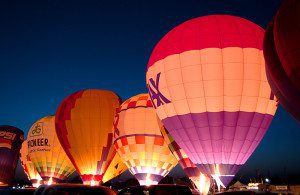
[55,89,121,185]
[20,140,42,187]
[113,94,177,186]
[263,0,300,121]
[273,0,300,90]
[27,116,76,184]
[264,23,300,121]
[0,125,24,185]
[146,15,278,187]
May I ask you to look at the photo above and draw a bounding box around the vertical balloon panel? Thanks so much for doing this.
[0,125,24,185]
[113,94,177,186]
[55,89,121,185]
[146,15,278,187]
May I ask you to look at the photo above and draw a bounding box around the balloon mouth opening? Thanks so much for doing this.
[145,173,157,186]
[197,174,211,194]
[134,173,163,186]
[82,174,103,186]
[42,177,61,185]
[143,179,158,187]
[90,180,96,186]
[83,180,101,186]
[47,177,53,185]
[211,174,235,190]
[31,179,43,188]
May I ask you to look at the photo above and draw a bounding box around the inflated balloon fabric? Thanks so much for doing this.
[146,15,278,187]
[113,94,177,186]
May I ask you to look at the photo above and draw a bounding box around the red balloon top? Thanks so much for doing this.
[148,15,264,69]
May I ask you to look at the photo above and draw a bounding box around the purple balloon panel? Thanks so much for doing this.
[162,111,273,173]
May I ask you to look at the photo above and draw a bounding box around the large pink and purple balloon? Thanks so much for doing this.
[146,15,278,187]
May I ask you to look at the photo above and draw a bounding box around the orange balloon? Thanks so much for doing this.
[113,93,177,186]
[55,89,121,185]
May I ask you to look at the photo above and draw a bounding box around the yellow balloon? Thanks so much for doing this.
[27,116,76,184]
[102,148,127,183]
[20,140,42,187]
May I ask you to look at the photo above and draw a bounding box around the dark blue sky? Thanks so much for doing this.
[1,0,299,179]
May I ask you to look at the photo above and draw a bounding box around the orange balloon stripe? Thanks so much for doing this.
[146,48,277,120]
[119,95,153,111]
[114,134,165,149]
[114,135,176,173]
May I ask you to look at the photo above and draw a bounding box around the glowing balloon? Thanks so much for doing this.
[0,125,24,185]
[161,128,210,194]
[102,148,127,183]
[55,89,121,185]
[273,0,300,90]
[27,116,76,184]
[146,15,278,187]
[113,94,177,186]
[264,23,300,122]
[263,0,300,121]
[20,140,42,187]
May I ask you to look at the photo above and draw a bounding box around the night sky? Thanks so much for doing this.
[1,0,299,181]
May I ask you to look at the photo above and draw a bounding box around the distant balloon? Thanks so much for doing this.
[102,147,127,183]
[263,0,300,121]
[113,94,177,186]
[0,125,24,185]
[146,15,278,187]
[27,116,76,184]
[20,140,42,187]
[55,89,121,185]
[161,128,211,194]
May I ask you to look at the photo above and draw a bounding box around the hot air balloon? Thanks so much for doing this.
[0,125,24,186]
[113,94,177,186]
[102,147,127,183]
[263,0,300,122]
[27,116,76,184]
[161,127,211,194]
[146,15,278,187]
[20,140,42,187]
[55,89,121,185]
